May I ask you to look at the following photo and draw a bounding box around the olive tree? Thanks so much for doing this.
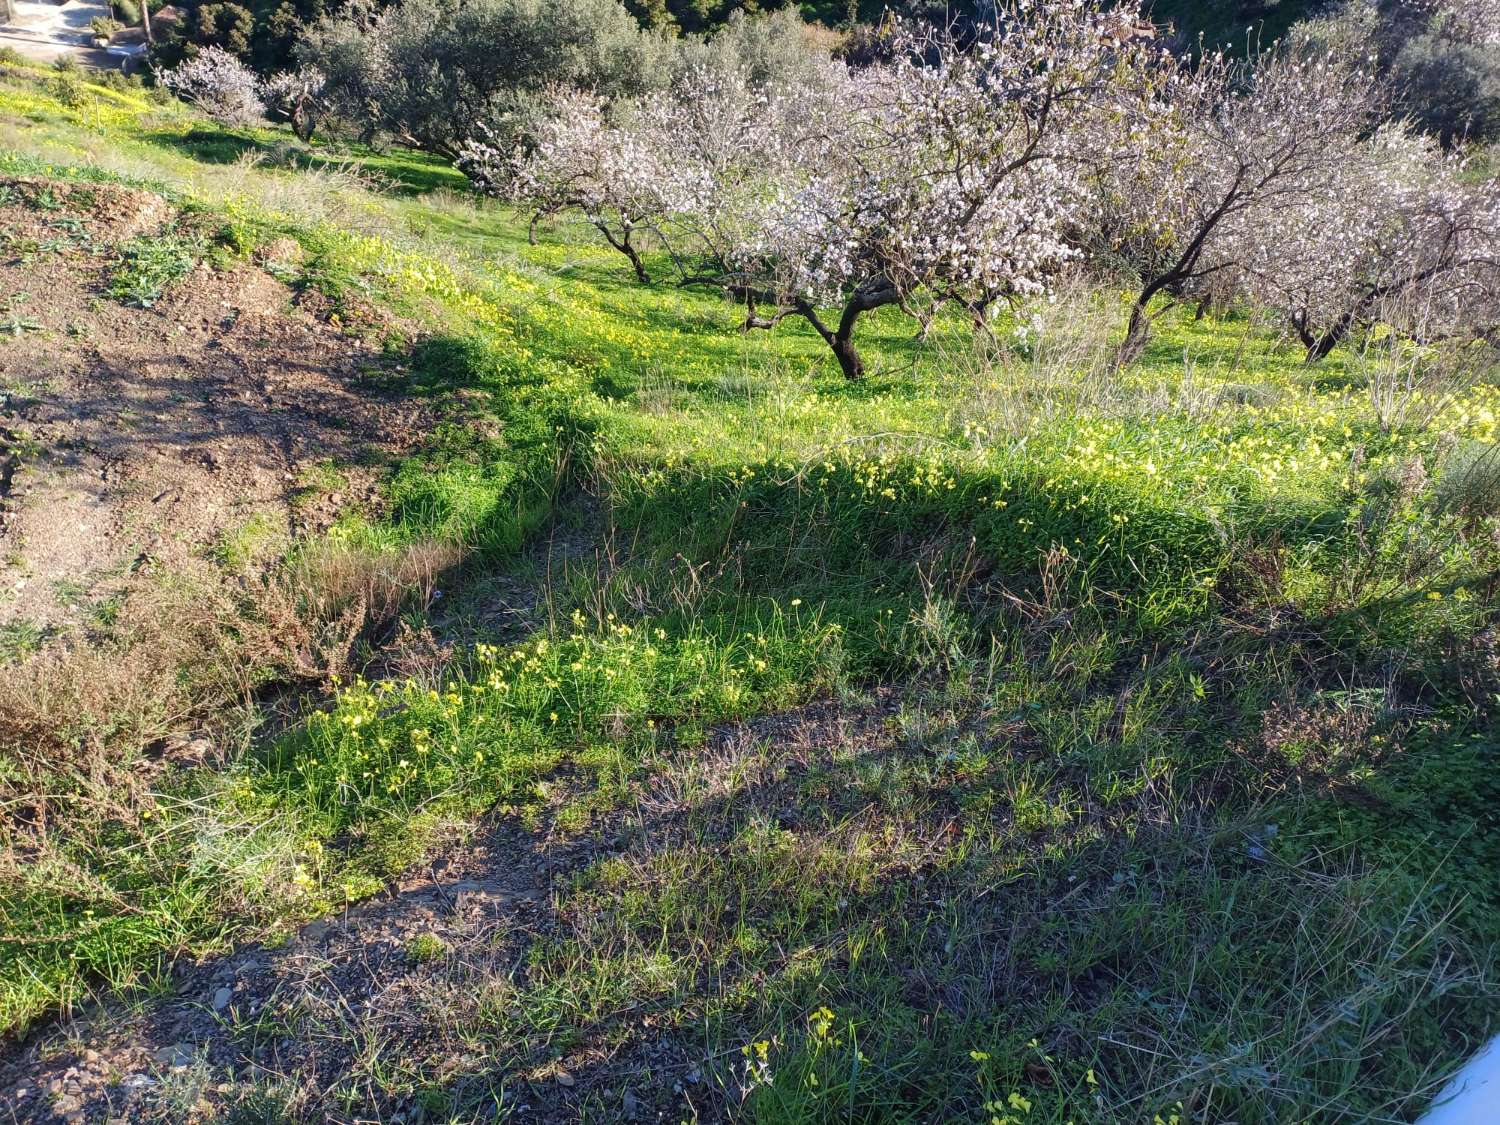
[297,0,673,158]
[1298,0,1500,145]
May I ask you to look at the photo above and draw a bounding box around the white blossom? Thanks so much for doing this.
[159,48,265,126]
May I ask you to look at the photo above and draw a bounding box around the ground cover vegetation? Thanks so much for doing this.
[0,0,1497,1120]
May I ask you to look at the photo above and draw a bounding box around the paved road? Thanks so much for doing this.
[0,0,141,69]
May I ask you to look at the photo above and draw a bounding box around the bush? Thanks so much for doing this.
[49,73,88,108]
[298,0,675,158]
[1300,0,1500,144]
[112,0,141,25]
[194,2,254,56]
[98,70,144,92]
[1394,33,1500,145]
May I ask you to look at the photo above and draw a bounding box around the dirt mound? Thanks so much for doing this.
[0,179,429,633]
[0,176,172,243]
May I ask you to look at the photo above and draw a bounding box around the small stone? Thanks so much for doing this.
[303,920,331,942]
[153,1044,193,1068]
[52,1095,79,1114]
[556,1070,575,1088]
[211,987,232,1011]
[622,1091,639,1118]
[685,1067,701,1085]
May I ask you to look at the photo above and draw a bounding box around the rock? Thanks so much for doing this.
[52,1095,79,1114]
[303,920,331,942]
[556,1070,575,1088]
[622,1091,639,1118]
[152,1044,194,1068]
[211,987,232,1011]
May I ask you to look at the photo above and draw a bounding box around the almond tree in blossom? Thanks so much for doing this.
[718,1,1168,380]
[159,47,266,125]
[459,91,691,283]
[1097,44,1385,366]
[1224,126,1500,360]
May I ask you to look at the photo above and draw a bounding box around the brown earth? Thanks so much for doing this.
[0,176,429,635]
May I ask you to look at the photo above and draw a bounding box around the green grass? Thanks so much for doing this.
[0,72,1496,1123]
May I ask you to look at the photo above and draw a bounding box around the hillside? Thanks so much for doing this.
[0,58,1496,1125]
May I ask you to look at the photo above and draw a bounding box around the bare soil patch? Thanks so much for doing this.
[0,177,429,633]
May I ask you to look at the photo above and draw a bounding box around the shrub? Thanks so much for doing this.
[194,2,254,57]
[297,0,675,159]
[1300,0,1500,145]
[49,73,88,108]
[1394,33,1500,145]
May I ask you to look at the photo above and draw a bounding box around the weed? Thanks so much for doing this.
[406,932,448,962]
[107,232,199,307]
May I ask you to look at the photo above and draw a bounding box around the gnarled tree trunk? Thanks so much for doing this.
[594,221,649,285]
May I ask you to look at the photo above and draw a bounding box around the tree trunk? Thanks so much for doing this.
[292,98,317,143]
[831,296,871,380]
[622,238,649,286]
[1114,300,1153,368]
[793,294,874,381]
[595,222,649,284]
[1303,327,1344,363]
[1302,312,1354,364]
[831,328,864,380]
[141,0,153,43]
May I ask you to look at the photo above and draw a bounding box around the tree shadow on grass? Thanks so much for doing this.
[2,619,1489,1123]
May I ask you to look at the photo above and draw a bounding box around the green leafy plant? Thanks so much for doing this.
[108,234,199,307]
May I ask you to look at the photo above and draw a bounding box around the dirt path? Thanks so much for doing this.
[0,0,136,69]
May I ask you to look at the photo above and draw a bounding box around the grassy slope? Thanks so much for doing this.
[0,63,1497,1122]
